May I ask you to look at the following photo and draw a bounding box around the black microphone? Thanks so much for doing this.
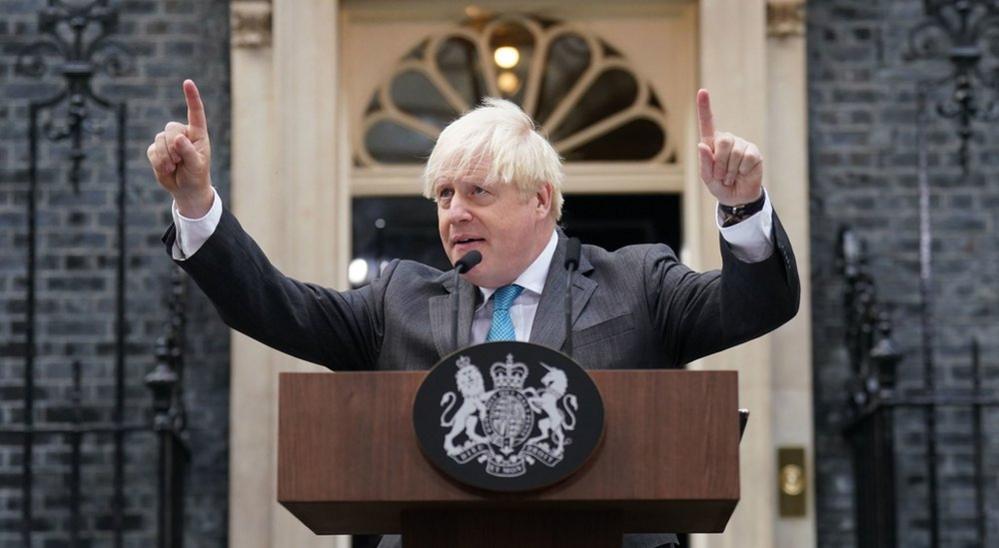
[563,238,581,357]
[452,250,482,351]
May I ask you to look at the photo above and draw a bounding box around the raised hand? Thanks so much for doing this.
[146,79,214,217]
[696,89,763,207]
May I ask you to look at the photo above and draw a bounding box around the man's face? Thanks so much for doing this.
[435,163,553,288]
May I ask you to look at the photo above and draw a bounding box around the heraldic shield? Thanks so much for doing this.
[413,341,605,492]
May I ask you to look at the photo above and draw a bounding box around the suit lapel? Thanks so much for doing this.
[529,235,596,352]
[430,273,478,359]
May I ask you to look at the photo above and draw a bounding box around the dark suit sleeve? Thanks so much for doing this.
[646,210,800,367]
[162,208,387,371]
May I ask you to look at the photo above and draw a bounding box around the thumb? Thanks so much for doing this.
[697,142,715,184]
[173,134,202,167]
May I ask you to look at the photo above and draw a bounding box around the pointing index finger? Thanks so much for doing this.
[697,88,715,147]
[183,79,208,139]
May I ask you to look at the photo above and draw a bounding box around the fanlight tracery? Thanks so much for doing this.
[357,15,674,166]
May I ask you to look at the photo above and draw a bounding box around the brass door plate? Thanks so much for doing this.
[778,447,806,517]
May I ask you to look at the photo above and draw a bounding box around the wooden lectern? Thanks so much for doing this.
[278,370,740,547]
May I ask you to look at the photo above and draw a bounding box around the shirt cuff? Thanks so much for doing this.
[717,188,774,263]
[171,187,222,261]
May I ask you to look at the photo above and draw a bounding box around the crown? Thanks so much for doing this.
[490,354,528,390]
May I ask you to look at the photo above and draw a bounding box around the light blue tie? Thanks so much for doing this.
[486,284,524,341]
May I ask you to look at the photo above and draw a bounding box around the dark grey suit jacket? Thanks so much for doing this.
[164,207,800,548]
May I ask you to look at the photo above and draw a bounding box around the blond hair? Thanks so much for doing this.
[423,98,564,220]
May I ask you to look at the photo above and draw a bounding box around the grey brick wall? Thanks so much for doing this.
[1,1,231,546]
[809,1,999,547]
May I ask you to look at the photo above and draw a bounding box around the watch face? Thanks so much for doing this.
[413,341,604,492]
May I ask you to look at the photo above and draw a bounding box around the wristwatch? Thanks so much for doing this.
[719,192,766,227]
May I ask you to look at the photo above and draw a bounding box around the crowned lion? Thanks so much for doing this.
[440,358,491,455]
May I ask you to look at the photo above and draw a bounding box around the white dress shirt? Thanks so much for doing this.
[171,187,776,341]
[471,230,559,343]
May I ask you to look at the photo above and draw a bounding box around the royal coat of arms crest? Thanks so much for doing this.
[439,354,579,477]
[413,341,603,492]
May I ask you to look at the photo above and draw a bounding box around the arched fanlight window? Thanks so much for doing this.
[355,15,674,166]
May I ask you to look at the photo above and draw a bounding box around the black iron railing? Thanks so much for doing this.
[839,2,999,545]
[146,267,190,548]
[4,1,189,546]
[838,89,997,548]
[839,227,999,548]
[905,0,999,172]
[837,226,902,548]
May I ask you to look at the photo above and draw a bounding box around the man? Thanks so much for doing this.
[148,80,799,548]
